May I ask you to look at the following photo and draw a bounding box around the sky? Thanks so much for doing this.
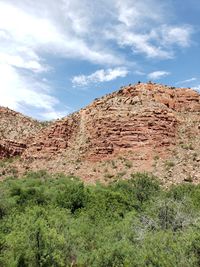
[0,0,200,120]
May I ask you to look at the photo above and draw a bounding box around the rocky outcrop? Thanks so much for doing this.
[117,83,200,112]
[0,107,44,142]
[0,82,200,185]
[85,107,178,160]
[0,140,26,159]
[23,113,81,159]
[0,107,46,159]
[22,83,199,161]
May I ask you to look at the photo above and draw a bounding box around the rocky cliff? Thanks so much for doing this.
[0,83,200,185]
[23,83,199,160]
[0,107,45,159]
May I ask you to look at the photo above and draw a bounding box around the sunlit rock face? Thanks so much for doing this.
[22,83,199,161]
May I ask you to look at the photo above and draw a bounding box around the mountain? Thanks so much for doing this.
[0,82,200,185]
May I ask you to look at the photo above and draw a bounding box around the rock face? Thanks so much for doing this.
[0,107,43,142]
[22,83,200,161]
[0,107,44,159]
[1,82,200,185]
[0,140,26,159]
[86,107,178,160]
[23,113,81,159]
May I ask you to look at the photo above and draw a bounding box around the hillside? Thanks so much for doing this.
[0,82,200,185]
[0,107,46,159]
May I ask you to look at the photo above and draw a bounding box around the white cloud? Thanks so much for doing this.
[160,25,193,47]
[147,71,170,80]
[0,0,195,119]
[114,30,172,59]
[115,0,165,28]
[192,85,200,92]
[0,62,68,120]
[0,0,191,66]
[0,1,123,119]
[0,1,123,66]
[104,1,193,59]
[107,24,193,59]
[41,110,70,121]
[176,77,197,85]
[72,68,129,87]
[0,52,48,73]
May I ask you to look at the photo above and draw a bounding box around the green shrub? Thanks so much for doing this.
[131,173,160,205]
[165,160,175,170]
[124,160,133,168]
[1,171,200,266]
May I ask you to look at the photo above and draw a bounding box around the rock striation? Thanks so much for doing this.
[22,83,200,161]
[23,113,81,159]
[0,82,200,185]
[0,107,45,159]
[0,140,26,159]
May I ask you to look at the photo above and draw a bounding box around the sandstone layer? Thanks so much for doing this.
[23,83,200,161]
[0,83,200,185]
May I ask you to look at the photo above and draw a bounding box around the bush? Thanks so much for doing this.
[131,173,160,205]
[0,171,200,266]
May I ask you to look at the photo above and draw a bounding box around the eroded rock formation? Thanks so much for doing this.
[0,140,26,159]
[0,107,45,159]
[22,83,200,161]
[1,82,200,185]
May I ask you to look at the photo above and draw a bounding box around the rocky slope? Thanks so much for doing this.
[0,83,200,185]
[0,107,45,159]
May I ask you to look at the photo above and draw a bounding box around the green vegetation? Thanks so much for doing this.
[124,160,133,169]
[180,143,194,150]
[164,160,175,170]
[0,157,18,167]
[1,171,200,266]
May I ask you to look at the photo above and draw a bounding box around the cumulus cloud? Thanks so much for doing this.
[0,1,123,66]
[0,0,195,119]
[0,0,126,119]
[147,71,170,80]
[72,68,129,87]
[160,25,193,47]
[105,1,193,59]
[0,62,69,120]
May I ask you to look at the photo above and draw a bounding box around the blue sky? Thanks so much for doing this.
[0,0,199,120]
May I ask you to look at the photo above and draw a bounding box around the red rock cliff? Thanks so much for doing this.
[22,83,200,161]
